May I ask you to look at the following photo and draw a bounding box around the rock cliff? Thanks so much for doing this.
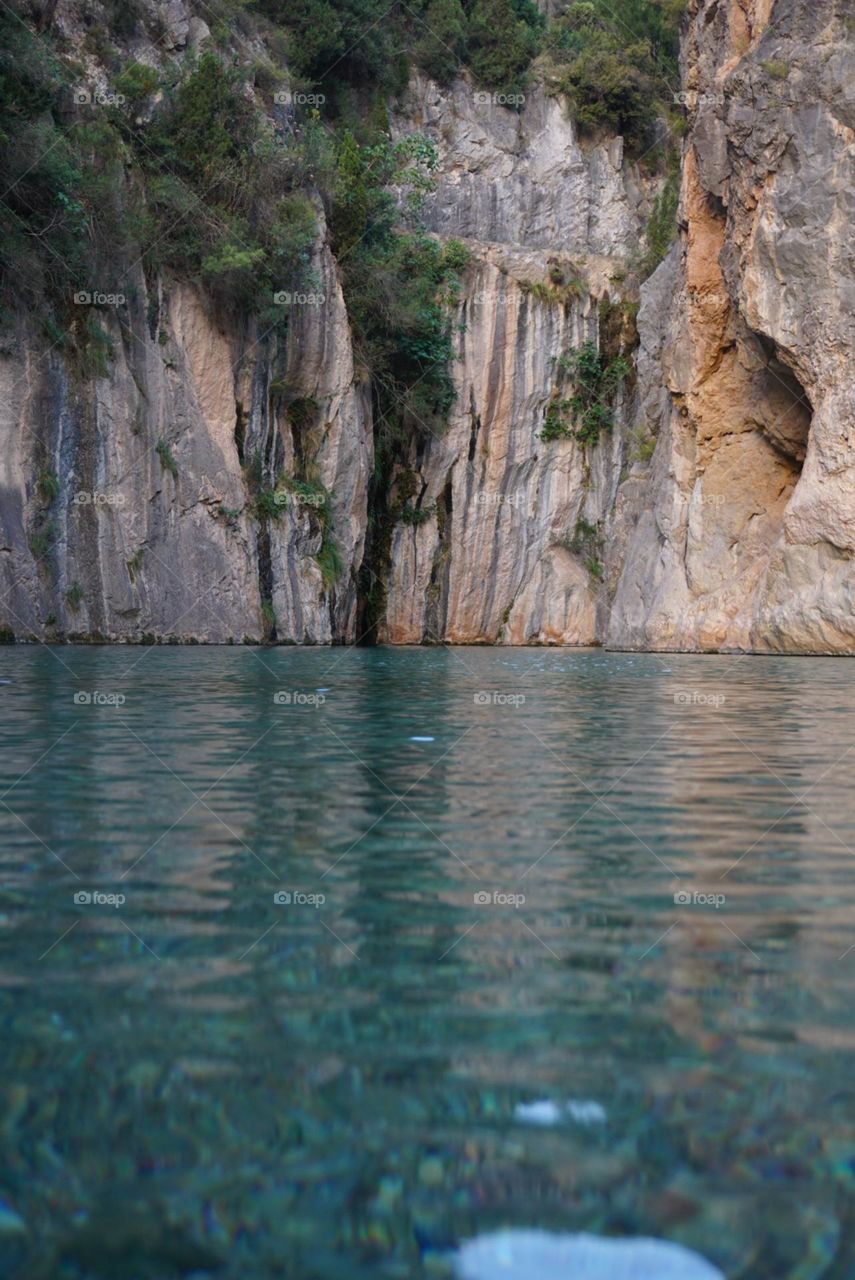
[0,211,371,644]
[2,0,854,653]
[381,76,649,644]
[608,0,855,652]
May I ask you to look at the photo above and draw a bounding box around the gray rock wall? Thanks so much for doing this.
[607,0,855,653]
[0,227,370,644]
[382,80,654,644]
[4,0,855,653]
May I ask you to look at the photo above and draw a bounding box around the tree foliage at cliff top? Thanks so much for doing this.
[254,0,544,97]
[124,52,319,313]
[251,0,683,148]
[0,18,321,322]
[0,0,685,329]
[329,127,469,460]
[0,5,87,308]
[545,0,685,150]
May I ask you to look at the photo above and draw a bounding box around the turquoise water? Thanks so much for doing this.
[1,645,854,1278]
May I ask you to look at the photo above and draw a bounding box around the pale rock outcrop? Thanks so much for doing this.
[0,276,261,643]
[394,74,642,256]
[382,82,653,644]
[380,252,625,645]
[266,235,373,645]
[0,223,370,644]
[608,0,855,653]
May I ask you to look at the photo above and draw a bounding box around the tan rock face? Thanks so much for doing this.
[394,74,643,256]
[381,254,620,645]
[0,275,262,643]
[268,234,373,646]
[381,83,654,645]
[607,0,855,654]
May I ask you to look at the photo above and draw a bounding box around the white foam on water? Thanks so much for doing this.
[410,736,435,742]
[566,1099,606,1124]
[513,1100,563,1126]
[513,1099,606,1127]
[453,1230,725,1280]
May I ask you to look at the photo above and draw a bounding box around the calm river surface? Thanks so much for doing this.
[1,646,854,1278]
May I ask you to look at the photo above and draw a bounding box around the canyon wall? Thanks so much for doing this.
[381,76,648,644]
[0,209,371,644]
[608,0,855,652]
[2,0,854,652]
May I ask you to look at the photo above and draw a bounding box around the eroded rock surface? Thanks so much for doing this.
[382,82,652,644]
[3,0,855,652]
[0,221,370,644]
[608,0,855,653]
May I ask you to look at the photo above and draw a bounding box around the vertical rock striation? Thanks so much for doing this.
[608,0,855,653]
[3,1,855,652]
[0,217,370,644]
[381,77,652,644]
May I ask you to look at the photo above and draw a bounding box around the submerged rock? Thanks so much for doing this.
[514,1100,564,1126]
[453,1230,724,1280]
[566,1101,607,1125]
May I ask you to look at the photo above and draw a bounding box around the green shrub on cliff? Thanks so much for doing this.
[414,0,468,84]
[545,0,684,151]
[541,341,629,446]
[640,165,680,276]
[252,0,544,100]
[0,25,318,326]
[465,0,543,94]
[114,52,319,313]
[0,7,86,308]
[254,0,409,97]
[330,127,469,440]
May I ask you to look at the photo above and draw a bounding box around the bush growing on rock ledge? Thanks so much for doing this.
[541,341,629,446]
[544,0,685,152]
[0,28,322,338]
[465,0,544,95]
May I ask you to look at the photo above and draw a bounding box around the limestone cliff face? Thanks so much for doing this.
[3,0,854,652]
[381,78,649,644]
[0,0,371,645]
[0,217,371,644]
[608,0,855,653]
